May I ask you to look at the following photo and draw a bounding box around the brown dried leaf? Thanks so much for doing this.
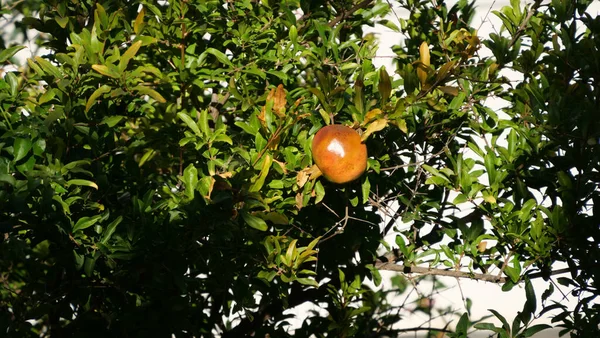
[295,192,304,210]
[273,84,287,117]
[296,170,308,188]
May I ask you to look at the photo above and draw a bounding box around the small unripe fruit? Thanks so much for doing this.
[311,125,367,184]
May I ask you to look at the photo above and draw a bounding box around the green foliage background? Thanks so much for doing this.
[0,0,599,337]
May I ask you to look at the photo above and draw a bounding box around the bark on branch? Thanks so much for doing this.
[376,261,572,284]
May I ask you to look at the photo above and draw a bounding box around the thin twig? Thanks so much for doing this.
[507,0,542,49]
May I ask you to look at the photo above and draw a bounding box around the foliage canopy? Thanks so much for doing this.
[1,0,599,336]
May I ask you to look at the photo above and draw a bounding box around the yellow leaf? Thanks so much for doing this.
[438,86,459,96]
[85,85,111,112]
[417,41,430,86]
[92,64,118,78]
[363,108,382,125]
[134,7,145,35]
[361,118,388,141]
[435,60,456,84]
[118,40,142,71]
[395,118,408,134]
[132,85,166,103]
[249,154,272,192]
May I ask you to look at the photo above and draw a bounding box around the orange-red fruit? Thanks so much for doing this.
[311,125,367,184]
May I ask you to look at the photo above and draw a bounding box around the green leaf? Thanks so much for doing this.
[314,180,325,204]
[354,73,364,115]
[456,313,470,333]
[73,251,84,270]
[67,179,99,190]
[296,278,318,287]
[242,212,268,231]
[249,154,272,192]
[473,323,502,332]
[204,48,234,68]
[453,193,468,205]
[361,177,371,204]
[73,215,102,232]
[138,149,155,167]
[488,309,510,332]
[182,164,198,200]
[35,56,63,78]
[0,173,16,186]
[101,115,125,127]
[524,278,537,315]
[13,138,32,162]
[177,112,203,137]
[39,89,56,105]
[132,85,166,103]
[199,109,210,137]
[0,45,26,63]
[285,239,297,267]
[484,151,497,184]
[378,67,392,104]
[289,25,298,44]
[55,16,69,28]
[5,72,18,96]
[86,85,112,112]
[101,216,123,244]
[521,324,551,337]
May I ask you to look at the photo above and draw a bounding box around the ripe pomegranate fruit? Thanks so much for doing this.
[311,125,367,184]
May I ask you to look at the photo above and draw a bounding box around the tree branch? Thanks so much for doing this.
[375,262,572,284]
[327,0,374,28]
[507,0,542,49]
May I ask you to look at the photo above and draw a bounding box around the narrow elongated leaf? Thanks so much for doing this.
[378,67,391,104]
[0,45,26,63]
[242,212,268,231]
[119,40,142,71]
[177,112,202,137]
[521,324,552,337]
[182,164,198,199]
[39,89,56,105]
[134,7,145,35]
[92,64,119,78]
[132,85,166,103]
[67,179,99,189]
[361,118,387,141]
[73,215,102,232]
[86,85,112,112]
[204,48,233,68]
[0,174,16,186]
[417,42,430,86]
[101,115,125,127]
[35,56,62,78]
[199,109,210,137]
[101,216,123,244]
[249,154,272,192]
